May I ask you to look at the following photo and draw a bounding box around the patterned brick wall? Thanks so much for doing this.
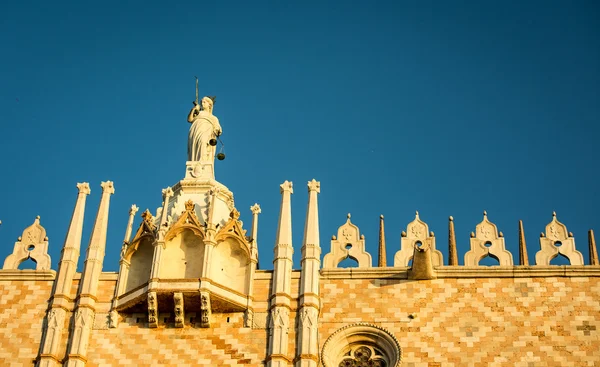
[86,312,268,366]
[0,278,53,366]
[2,271,599,366]
[319,277,600,366]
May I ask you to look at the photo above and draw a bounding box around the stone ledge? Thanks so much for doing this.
[0,269,56,280]
[72,272,118,281]
[320,266,600,279]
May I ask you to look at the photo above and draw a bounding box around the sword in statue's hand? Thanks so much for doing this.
[193,76,199,107]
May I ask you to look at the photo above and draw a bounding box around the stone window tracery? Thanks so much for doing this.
[322,324,401,367]
[338,345,387,367]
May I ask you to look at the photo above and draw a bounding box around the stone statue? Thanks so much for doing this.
[187,97,222,162]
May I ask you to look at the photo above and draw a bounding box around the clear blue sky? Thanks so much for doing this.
[1,1,598,271]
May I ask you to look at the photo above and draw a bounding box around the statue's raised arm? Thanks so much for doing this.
[187,96,222,162]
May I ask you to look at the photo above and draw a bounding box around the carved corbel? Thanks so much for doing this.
[174,293,184,328]
[200,291,211,328]
[148,292,158,328]
[244,309,254,328]
[108,309,119,329]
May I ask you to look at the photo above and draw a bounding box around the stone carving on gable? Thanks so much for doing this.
[214,208,250,252]
[123,209,157,261]
[2,216,51,270]
[323,214,372,268]
[464,211,514,266]
[536,212,584,265]
[394,212,443,267]
[164,200,205,242]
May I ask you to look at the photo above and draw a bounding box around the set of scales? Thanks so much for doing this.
[194,76,226,161]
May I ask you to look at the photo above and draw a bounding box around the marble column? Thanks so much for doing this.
[65,181,114,367]
[267,181,294,367]
[295,180,321,367]
[38,183,90,367]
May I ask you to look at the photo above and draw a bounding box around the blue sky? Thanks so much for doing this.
[1,1,598,271]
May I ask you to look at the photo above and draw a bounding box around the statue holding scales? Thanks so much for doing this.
[187,77,222,163]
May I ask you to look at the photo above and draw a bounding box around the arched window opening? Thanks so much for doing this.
[18,257,37,270]
[550,253,570,265]
[322,324,401,367]
[478,254,500,266]
[338,256,359,268]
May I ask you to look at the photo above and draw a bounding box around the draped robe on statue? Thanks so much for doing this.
[188,111,221,162]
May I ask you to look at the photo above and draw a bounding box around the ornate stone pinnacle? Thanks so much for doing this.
[251,204,261,215]
[142,209,154,222]
[129,205,139,216]
[162,187,174,198]
[307,179,320,193]
[415,211,419,218]
[483,210,487,217]
[101,181,115,194]
[552,211,557,217]
[185,200,195,212]
[77,182,91,195]
[280,180,293,194]
[347,213,351,220]
[449,216,454,221]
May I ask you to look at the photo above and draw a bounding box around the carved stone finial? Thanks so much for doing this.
[280,180,293,194]
[185,200,195,212]
[307,179,320,193]
[250,203,261,215]
[415,211,419,218]
[483,210,487,217]
[552,211,556,217]
[449,216,454,221]
[347,213,351,220]
[162,187,174,199]
[100,181,115,194]
[142,209,154,223]
[77,182,91,195]
[129,205,139,216]
[230,208,240,220]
